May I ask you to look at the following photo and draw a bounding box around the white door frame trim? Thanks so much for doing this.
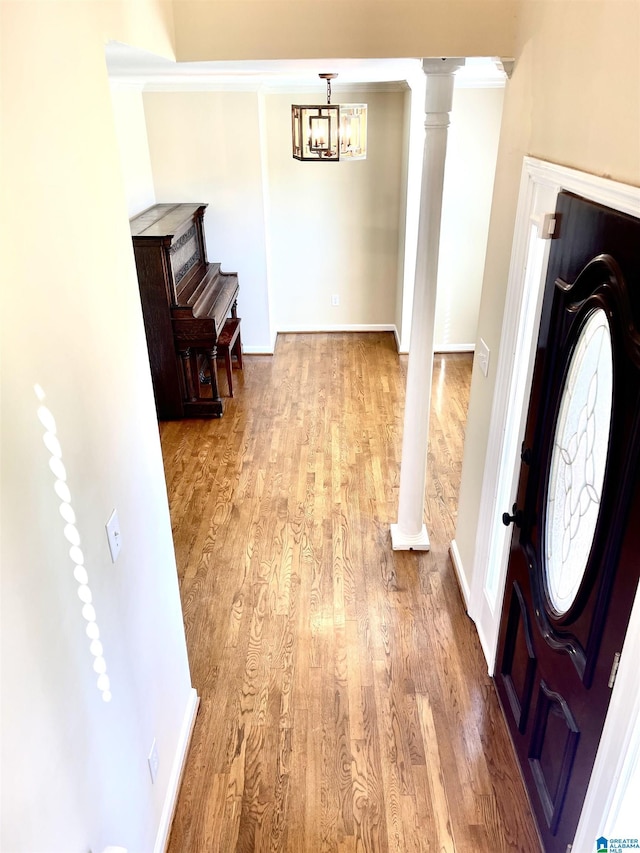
[466,155,640,844]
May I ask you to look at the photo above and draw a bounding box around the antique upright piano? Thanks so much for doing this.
[130,203,239,419]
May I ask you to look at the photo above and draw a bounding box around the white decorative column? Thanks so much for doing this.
[391,58,464,550]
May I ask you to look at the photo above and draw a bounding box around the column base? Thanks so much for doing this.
[390,523,431,551]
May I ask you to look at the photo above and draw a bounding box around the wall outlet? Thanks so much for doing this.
[105,509,121,563]
[331,294,339,307]
[148,739,159,784]
[477,337,490,377]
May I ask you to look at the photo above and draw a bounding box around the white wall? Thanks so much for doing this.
[143,90,273,351]
[265,88,406,332]
[0,3,196,852]
[110,84,157,217]
[435,84,504,351]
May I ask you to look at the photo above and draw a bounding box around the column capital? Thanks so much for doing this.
[421,57,466,76]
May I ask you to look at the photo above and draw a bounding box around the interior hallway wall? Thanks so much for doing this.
[0,3,196,852]
[142,90,273,351]
[454,0,640,592]
[264,88,406,332]
[435,84,504,351]
[110,85,157,217]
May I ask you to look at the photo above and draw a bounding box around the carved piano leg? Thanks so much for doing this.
[206,346,222,404]
[179,348,198,401]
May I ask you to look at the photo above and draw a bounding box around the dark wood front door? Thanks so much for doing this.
[495,192,640,852]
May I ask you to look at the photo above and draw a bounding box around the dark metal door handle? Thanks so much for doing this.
[502,503,524,528]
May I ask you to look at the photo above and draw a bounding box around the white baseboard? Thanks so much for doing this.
[241,332,471,355]
[435,343,475,353]
[154,687,200,853]
[450,541,495,674]
[474,620,496,677]
[242,345,274,355]
[276,324,396,334]
[449,539,471,609]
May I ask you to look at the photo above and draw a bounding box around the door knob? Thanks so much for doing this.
[502,503,524,528]
[521,443,533,465]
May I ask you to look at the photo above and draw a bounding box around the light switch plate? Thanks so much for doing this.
[477,338,490,377]
[148,739,159,784]
[105,509,121,562]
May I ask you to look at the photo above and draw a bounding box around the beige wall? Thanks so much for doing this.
[110,85,157,216]
[140,87,407,344]
[5,1,638,851]
[455,0,640,582]
[435,84,504,350]
[0,3,195,852]
[171,0,518,61]
[266,89,406,330]
[143,90,273,349]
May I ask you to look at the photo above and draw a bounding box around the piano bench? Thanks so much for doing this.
[217,317,243,397]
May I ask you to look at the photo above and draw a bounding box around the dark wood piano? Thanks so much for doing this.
[130,203,239,419]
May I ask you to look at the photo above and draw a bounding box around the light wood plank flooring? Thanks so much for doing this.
[160,332,540,852]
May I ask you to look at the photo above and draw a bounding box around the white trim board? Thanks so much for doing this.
[276,324,397,334]
[242,345,275,355]
[244,326,403,354]
[449,539,471,609]
[465,156,640,849]
[434,343,475,353]
[154,688,199,853]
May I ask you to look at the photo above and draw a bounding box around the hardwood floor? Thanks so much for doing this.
[160,333,541,853]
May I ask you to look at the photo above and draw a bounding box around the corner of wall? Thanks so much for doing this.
[153,689,200,853]
[449,539,471,610]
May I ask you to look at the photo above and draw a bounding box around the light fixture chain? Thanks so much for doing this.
[327,78,331,104]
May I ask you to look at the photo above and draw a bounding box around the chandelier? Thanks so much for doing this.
[291,74,367,162]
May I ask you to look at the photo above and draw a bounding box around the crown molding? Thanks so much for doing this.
[135,78,410,94]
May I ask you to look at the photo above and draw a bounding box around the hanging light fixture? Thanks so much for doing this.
[292,73,367,162]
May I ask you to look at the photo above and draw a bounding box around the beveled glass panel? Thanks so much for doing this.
[339,105,367,160]
[545,308,613,615]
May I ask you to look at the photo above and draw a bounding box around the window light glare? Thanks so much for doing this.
[73,565,89,585]
[59,503,76,524]
[69,545,84,565]
[36,385,112,701]
[49,456,67,480]
[63,523,80,546]
[43,432,62,458]
[55,480,72,503]
[37,405,56,433]
[82,604,97,622]
[86,622,100,640]
[90,639,104,657]
[77,585,92,604]
[93,656,107,674]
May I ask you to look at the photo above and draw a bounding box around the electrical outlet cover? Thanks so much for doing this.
[105,509,121,562]
[148,739,159,784]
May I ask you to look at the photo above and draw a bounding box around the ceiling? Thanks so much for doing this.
[105,43,507,90]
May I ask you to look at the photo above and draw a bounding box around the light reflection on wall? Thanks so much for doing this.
[34,384,112,702]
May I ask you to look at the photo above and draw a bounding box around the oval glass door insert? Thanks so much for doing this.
[545,308,613,615]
